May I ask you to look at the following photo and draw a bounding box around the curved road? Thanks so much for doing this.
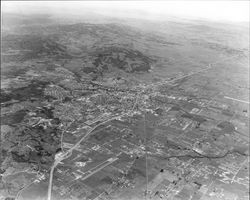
[47,93,142,200]
[47,55,240,200]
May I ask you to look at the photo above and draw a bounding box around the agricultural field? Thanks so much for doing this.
[1,2,249,200]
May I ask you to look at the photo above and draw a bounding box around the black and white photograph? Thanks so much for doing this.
[1,1,249,200]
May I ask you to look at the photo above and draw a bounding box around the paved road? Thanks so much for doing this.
[47,102,140,200]
[224,96,250,104]
[47,156,66,200]
[47,54,240,200]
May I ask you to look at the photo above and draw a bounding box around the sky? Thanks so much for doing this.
[2,1,250,22]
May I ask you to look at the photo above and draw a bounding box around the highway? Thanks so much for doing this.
[47,54,239,200]
[224,96,250,104]
[47,99,139,200]
[146,54,239,91]
[47,155,66,200]
[47,164,55,200]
